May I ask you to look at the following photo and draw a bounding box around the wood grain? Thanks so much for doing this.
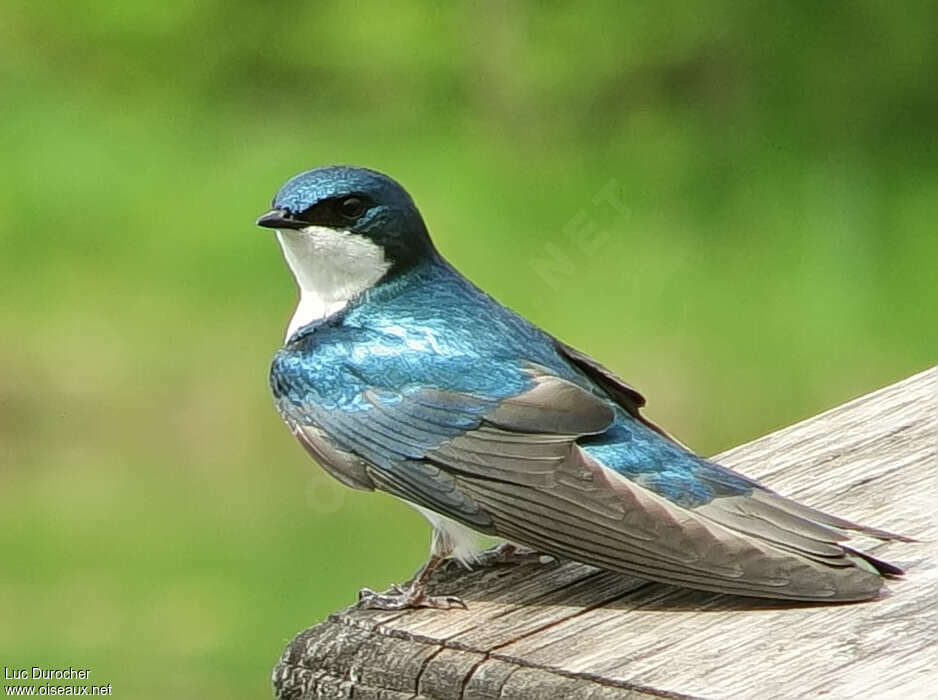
[273,366,937,700]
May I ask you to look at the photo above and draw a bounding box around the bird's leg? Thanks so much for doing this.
[357,526,467,610]
[473,542,553,568]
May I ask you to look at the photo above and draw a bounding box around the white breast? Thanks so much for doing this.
[276,226,391,340]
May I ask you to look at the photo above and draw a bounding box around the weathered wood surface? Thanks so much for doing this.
[273,367,937,700]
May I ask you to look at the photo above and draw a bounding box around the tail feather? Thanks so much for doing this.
[843,545,905,577]
[754,489,915,543]
[690,486,909,595]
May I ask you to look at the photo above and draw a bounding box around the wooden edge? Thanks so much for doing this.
[273,366,937,700]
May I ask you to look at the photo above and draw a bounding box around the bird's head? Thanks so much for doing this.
[257,166,438,331]
[257,165,435,270]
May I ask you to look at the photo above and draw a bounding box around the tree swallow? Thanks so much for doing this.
[257,165,908,609]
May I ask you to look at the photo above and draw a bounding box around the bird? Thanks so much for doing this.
[257,165,909,610]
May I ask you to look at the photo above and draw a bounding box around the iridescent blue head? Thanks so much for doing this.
[257,165,435,268]
[258,166,441,337]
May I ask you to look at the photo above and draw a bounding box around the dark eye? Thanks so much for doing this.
[337,196,366,220]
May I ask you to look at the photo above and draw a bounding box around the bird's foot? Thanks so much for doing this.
[474,542,552,568]
[356,583,467,611]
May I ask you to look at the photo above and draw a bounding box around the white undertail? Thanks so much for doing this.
[413,505,493,566]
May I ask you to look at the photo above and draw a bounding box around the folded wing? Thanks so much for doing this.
[279,360,904,601]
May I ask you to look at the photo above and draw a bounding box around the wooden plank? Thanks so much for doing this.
[273,366,938,700]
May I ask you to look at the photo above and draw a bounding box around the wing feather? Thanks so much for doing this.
[458,448,884,599]
[278,354,903,601]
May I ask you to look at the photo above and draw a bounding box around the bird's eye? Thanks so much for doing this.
[337,196,366,220]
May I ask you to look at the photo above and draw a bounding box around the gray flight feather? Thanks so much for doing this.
[297,367,896,601]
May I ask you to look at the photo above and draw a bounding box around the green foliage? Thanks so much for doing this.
[1,2,936,697]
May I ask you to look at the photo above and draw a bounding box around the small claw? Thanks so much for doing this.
[357,587,381,604]
[475,543,551,568]
[355,553,471,611]
[355,585,467,611]
[357,591,410,610]
[438,595,468,610]
[406,593,467,610]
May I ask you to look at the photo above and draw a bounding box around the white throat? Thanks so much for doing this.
[276,226,391,340]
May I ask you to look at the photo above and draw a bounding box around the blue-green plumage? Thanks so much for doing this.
[271,254,753,508]
[259,165,907,607]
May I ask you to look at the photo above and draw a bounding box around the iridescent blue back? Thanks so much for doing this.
[271,257,755,508]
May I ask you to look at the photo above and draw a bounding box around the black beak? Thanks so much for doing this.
[256,209,306,230]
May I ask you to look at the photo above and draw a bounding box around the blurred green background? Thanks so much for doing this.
[1,2,936,697]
